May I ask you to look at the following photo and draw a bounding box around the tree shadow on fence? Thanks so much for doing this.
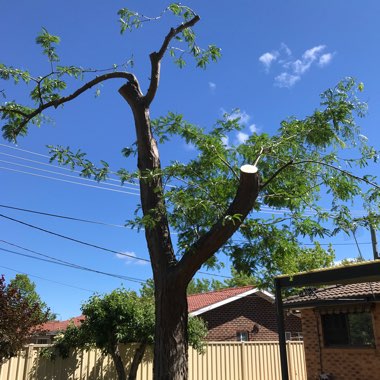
[29,348,80,380]
[26,345,153,380]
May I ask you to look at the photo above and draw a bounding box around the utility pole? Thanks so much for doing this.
[370,224,379,260]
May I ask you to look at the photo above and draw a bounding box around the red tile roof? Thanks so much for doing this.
[40,315,84,333]
[188,285,256,313]
[42,286,258,332]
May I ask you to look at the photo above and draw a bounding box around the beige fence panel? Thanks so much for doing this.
[0,342,305,380]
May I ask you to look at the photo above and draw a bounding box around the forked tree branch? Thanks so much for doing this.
[144,15,200,106]
[9,72,139,139]
[177,164,260,283]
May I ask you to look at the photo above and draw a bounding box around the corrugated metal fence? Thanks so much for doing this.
[0,341,306,380]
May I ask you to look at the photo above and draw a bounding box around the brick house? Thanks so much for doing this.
[32,316,83,344]
[188,286,302,342]
[36,286,302,343]
[285,282,380,380]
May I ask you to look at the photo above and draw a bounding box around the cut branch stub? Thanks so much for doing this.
[241,164,258,174]
[177,164,260,282]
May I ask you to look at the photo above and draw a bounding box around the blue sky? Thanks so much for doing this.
[1,0,379,319]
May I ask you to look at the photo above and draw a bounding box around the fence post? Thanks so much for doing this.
[240,342,246,380]
[287,342,293,380]
[23,345,34,380]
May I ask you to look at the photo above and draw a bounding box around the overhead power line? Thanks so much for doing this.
[0,240,146,283]
[0,213,232,280]
[0,265,96,293]
[0,166,139,195]
[0,248,145,284]
[0,213,150,263]
[0,156,141,192]
[0,204,126,229]
[0,151,136,185]
[0,143,49,158]
[0,144,178,188]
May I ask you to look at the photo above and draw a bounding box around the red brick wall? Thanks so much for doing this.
[198,294,302,341]
[301,303,380,380]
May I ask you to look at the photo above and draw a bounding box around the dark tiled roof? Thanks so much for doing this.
[284,282,380,308]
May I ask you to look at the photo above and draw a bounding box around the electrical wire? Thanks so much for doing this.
[0,156,141,192]
[0,265,96,293]
[0,166,140,195]
[0,151,135,185]
[0,204,126,229]
[0,213,150,263]
[0,240,146,283]
[0,213,232,280]
[0,247,145,284]
[0,143,141,187]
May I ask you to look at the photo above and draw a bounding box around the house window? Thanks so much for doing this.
[285,332,303,341]
[236,331,249,341]
[321,312,375,347]
[36,338,49,344]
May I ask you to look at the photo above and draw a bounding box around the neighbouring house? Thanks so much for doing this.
[33,286,302,344]
[188,285,302,341]
[284,282,380,380]
[31,316,84,344]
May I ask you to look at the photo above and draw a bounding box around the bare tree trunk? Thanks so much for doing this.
[128,343,147,380]
[153,278,188,380]
[110,344,127,380]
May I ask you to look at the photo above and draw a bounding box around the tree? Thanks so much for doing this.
[0,275,50,364]
[9,274,56,321]
[1,4,379,380]
[47,288,207,380]
[187,278,224,294]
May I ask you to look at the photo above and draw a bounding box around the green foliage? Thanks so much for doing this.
[0,2,379,309]
[9,274,55,320]
[0,64,32,84]
[35,28,60,63]
[187,278,224,294]
[187,316,208,353]
[48,286,207,358]
[47,145,111,182]
[118,4,221,69]
[224,268,257,288]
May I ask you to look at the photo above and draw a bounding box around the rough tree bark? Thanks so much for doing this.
[128,343,148,380]
[110,344,127,380]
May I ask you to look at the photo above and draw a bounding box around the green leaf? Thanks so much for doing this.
[35,27,61,63]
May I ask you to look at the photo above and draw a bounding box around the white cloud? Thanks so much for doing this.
[222,108,251,125]
[280,42,292,56]
[259,43,334,88]
[334,258,356,266]
[208,82,216,92]
[274,73,301,88]
[116,251,148,265]
[259,52,279,70]
[236,132,249,144]
[303,45,325,61]
[318,53,333,67]
[249,124,258,133]
[221,136,230,147]
[287,45,326,75]
[220,109,259,145]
